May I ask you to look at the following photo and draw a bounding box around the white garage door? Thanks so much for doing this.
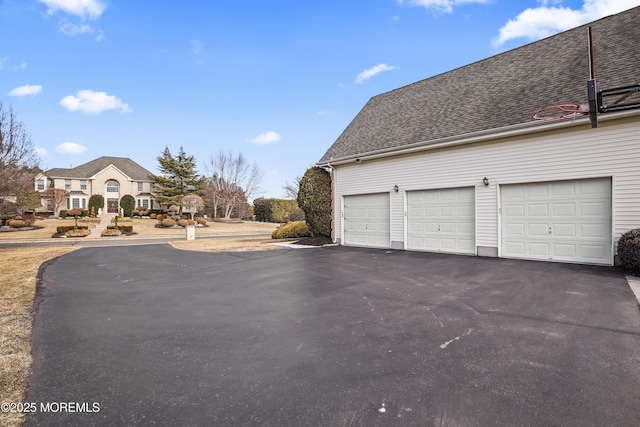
[343,193,390,248]
[407,187,475,254]
[501,177,612,265]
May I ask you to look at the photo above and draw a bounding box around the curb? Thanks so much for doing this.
[626,275,640,306]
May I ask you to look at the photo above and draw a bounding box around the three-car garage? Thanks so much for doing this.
[342,177,613,265]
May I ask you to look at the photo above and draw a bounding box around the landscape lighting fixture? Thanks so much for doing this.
[393,185,399,192]
[482,177,490,187]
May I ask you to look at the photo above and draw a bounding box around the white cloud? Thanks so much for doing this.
[56,142,87,154]
[494,0,640,46]
[58,20,104,40]
[355,64,397,84]
[248,131,281,145]
[12,62,28,71]
[37,0,107,20]
[34,147,48,157]
[8,85,43,98]
[397,0,488,14]
[60,90,132,114]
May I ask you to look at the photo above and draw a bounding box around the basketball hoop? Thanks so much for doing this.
[532,104,589,120]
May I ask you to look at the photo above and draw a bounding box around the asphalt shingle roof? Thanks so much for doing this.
[44,156,154,181]
[319,6,640,163]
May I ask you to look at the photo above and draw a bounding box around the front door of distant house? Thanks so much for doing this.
[107,199,119,214]
[106,180,120,214]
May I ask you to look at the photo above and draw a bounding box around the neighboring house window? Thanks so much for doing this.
[80,180,87,190]
[82,198,86,209]
[72,198,80,209]
[65,179,71,190]
[142,199,149,209]
[150,184,155,192]
[150,200,154,209]
[138,182,143,192]
[46,201,53,211]
[37,179,45,190]
[107,181,119,192]
[137,199,141,207]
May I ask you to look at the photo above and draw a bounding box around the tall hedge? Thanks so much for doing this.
[120,194,136,217]
[88,194,104,215]
[253,198,298,223]
[297,167,331,237]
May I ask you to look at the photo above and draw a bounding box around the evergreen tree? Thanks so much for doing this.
[149,146,206,211]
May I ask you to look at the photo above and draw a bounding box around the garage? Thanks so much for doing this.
[407,187,476,254]
[501,178,612,265]
[343,193,390,248]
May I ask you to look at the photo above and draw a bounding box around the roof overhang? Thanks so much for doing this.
[317,109,640,167]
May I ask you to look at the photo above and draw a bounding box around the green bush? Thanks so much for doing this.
[162,218,176,227]
[297,167,331,237]
[272,221,312,239]
[120,195,136,217]
[88,195,104,215]
[254,198,299,222]
[618,229,640,271]
[59,210,67,218]
[56,225,89,233]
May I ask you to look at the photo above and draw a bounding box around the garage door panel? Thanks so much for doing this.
[527,204,549,216]
[553,204,576,216]
[502,178,611,265]
[407,187,475,254]
[344,193,390,249]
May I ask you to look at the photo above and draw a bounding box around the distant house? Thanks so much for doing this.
[35,156,156,215]
[317,7,640,266]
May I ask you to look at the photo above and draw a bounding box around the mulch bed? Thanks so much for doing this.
[294,236,333,246]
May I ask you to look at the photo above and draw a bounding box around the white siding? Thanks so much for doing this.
[332,118,640,261]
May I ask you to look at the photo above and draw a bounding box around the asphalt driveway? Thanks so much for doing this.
[26,245,640,426]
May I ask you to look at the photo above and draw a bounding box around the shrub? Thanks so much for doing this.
[120,195,136,217]
[297,167,331,237]
[8,219,26,228]
[285,207,305,223]
[618,229,640,272]
[66,208,84,217]
[56,225,89,233]
[156,214,164,221]
[88,195,104,215]
[253,198,299,223]
[178,219,188,227]
[59,210,68,218]
[150,213,157,219]
[272,221,312,239]
[65,229,90,237]
[101,228,122,237]
[197,218,207,225]
[187,219,196,226]
[162,218,176,227]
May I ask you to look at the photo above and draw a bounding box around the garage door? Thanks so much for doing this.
[407,187,475,254]
[343,193,390,248]
[501,178,612,264]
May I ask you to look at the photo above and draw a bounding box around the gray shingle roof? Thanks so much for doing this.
[44,156,154,181]
[319,6,640,163]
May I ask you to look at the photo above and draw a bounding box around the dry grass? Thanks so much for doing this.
[0,218,278,241]
[0,246,76,427]
[0,219,93,241]
[171,236,287,252]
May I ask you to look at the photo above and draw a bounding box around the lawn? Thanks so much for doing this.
[0,218,279,241]
[0,246,76,427]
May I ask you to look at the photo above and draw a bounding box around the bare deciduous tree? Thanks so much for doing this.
[205,151,262,220]
[0,102,40,194]
[282,175,302,200]
[42,188,69,216]
[182,194,205,220]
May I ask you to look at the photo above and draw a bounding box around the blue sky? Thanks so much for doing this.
[2,0,639,199]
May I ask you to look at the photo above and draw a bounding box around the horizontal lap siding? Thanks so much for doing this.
[333,119,640,248]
